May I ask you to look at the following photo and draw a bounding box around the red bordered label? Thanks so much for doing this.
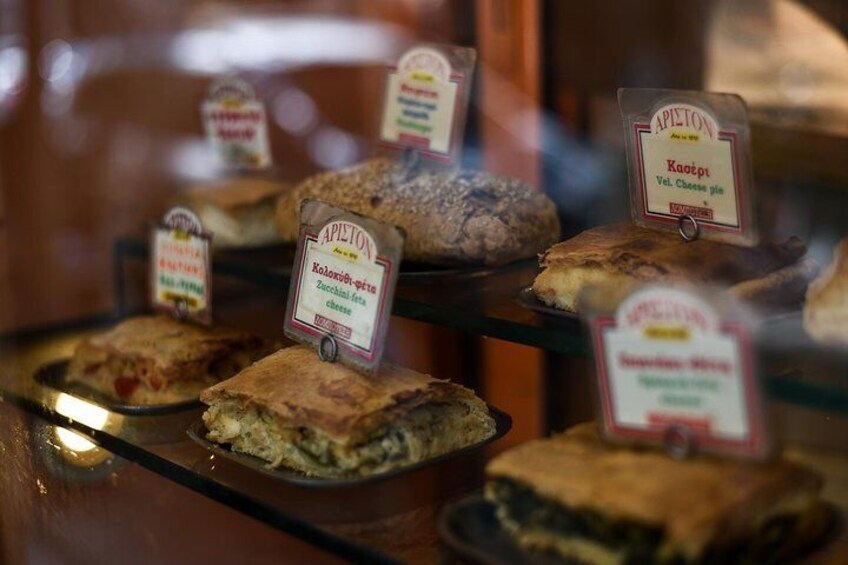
[590,287,766,457]
[284,208,403,372]
[632,102,746,235]
[378,47,465,164]
[151,207,212,324]
[201,77,271,169]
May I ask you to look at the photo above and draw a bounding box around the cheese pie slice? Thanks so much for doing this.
[200,345,496,477]
[533,223,814,313]
[67,316,274,405]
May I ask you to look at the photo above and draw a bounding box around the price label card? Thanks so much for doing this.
[151,207,212,324]
[619,88,756,245]
[379,44,476,167]
[201,77,271,169]
[584,285,769,458]
[284,200,405,372]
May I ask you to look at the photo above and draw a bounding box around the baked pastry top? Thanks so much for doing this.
[275,157,560,266]
[200,345,496,477]
[804,237,848,345]
[533,222,812,312]
[183,177,291,248]
[67,316,273,404]
[486,423,829,564]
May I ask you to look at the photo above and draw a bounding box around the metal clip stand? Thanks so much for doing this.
[171,297,189,321]
[395,146,421,183]
[663,424,697,460]
[677,214,700,242]
[318,334,338,363]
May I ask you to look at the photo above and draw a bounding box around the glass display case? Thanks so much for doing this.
[1,1,847,563]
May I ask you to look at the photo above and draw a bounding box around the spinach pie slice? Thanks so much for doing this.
[200,345,496,478]
[485,423,831,564]
[67,316,275,405]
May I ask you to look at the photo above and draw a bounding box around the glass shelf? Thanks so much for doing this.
[116,237,588,356]
[2,321,847,564]
[0,322,503,564]
[116,237,848,417]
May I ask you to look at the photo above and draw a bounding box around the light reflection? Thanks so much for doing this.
[0,44,26,94]
[167,138,221,182]
[55,393,109,427]
[38,39,74,82]
[55,427,97,452]
[308,126,359,169]
[273,88,317,135]
[54,393,109,453]
[169,17,405,73]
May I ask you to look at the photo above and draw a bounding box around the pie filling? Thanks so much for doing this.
[486,478,809,565]
[203,399,495,477]
[70,348,260,404]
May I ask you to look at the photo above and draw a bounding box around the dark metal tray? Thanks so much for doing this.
[214,242,520,285]
[186,405,512,488]
[439,493,843,565]
[438,493,563,564]
[515,287,580,321]
[34,359,202,416]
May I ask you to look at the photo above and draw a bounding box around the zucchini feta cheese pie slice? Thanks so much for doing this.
[67,316,274,405]
[485,423,831,564]
[200,345,496,477]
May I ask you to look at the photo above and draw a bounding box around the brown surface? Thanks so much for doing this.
[476,0,546,446]
[200,345,489,444]
[487,423,828,561]
[0,402,344,565]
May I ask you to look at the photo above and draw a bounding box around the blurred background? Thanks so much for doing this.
[0,2,847,561]
[1,0,846,333]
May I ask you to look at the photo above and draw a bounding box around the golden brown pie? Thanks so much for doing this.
[200,345,496,477]
[533,223,814,313]
[485,423,830,564]
[67,316,274,404]
[183,177,291,248]
[804,237,848,345]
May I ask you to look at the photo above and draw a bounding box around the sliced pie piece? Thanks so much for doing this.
[533,223,812,313]
[183,177,291,248]
[67,316,275,405]
[804,237,848,345]
[486,423,831,564]
[200,345,496,477]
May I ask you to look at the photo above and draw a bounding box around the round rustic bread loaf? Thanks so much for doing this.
[275,157,560,266]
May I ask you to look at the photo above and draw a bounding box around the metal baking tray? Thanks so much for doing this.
[398,263,507,285]
[515,287,580,321]
[438,493,561,565]
[214,242,517,285]
[186,405,512,488]
[34,359,203,416]
[439,493,843,565]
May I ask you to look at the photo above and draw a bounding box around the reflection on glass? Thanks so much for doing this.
[55,427,97,453]
[53,393,110,457]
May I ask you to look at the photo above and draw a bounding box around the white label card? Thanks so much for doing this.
[379,46,465,164]
[151,207,212,324]
[201,77,272,169]
[284,201,404,372]
[620,89,756,245]
[589,286,767,457]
